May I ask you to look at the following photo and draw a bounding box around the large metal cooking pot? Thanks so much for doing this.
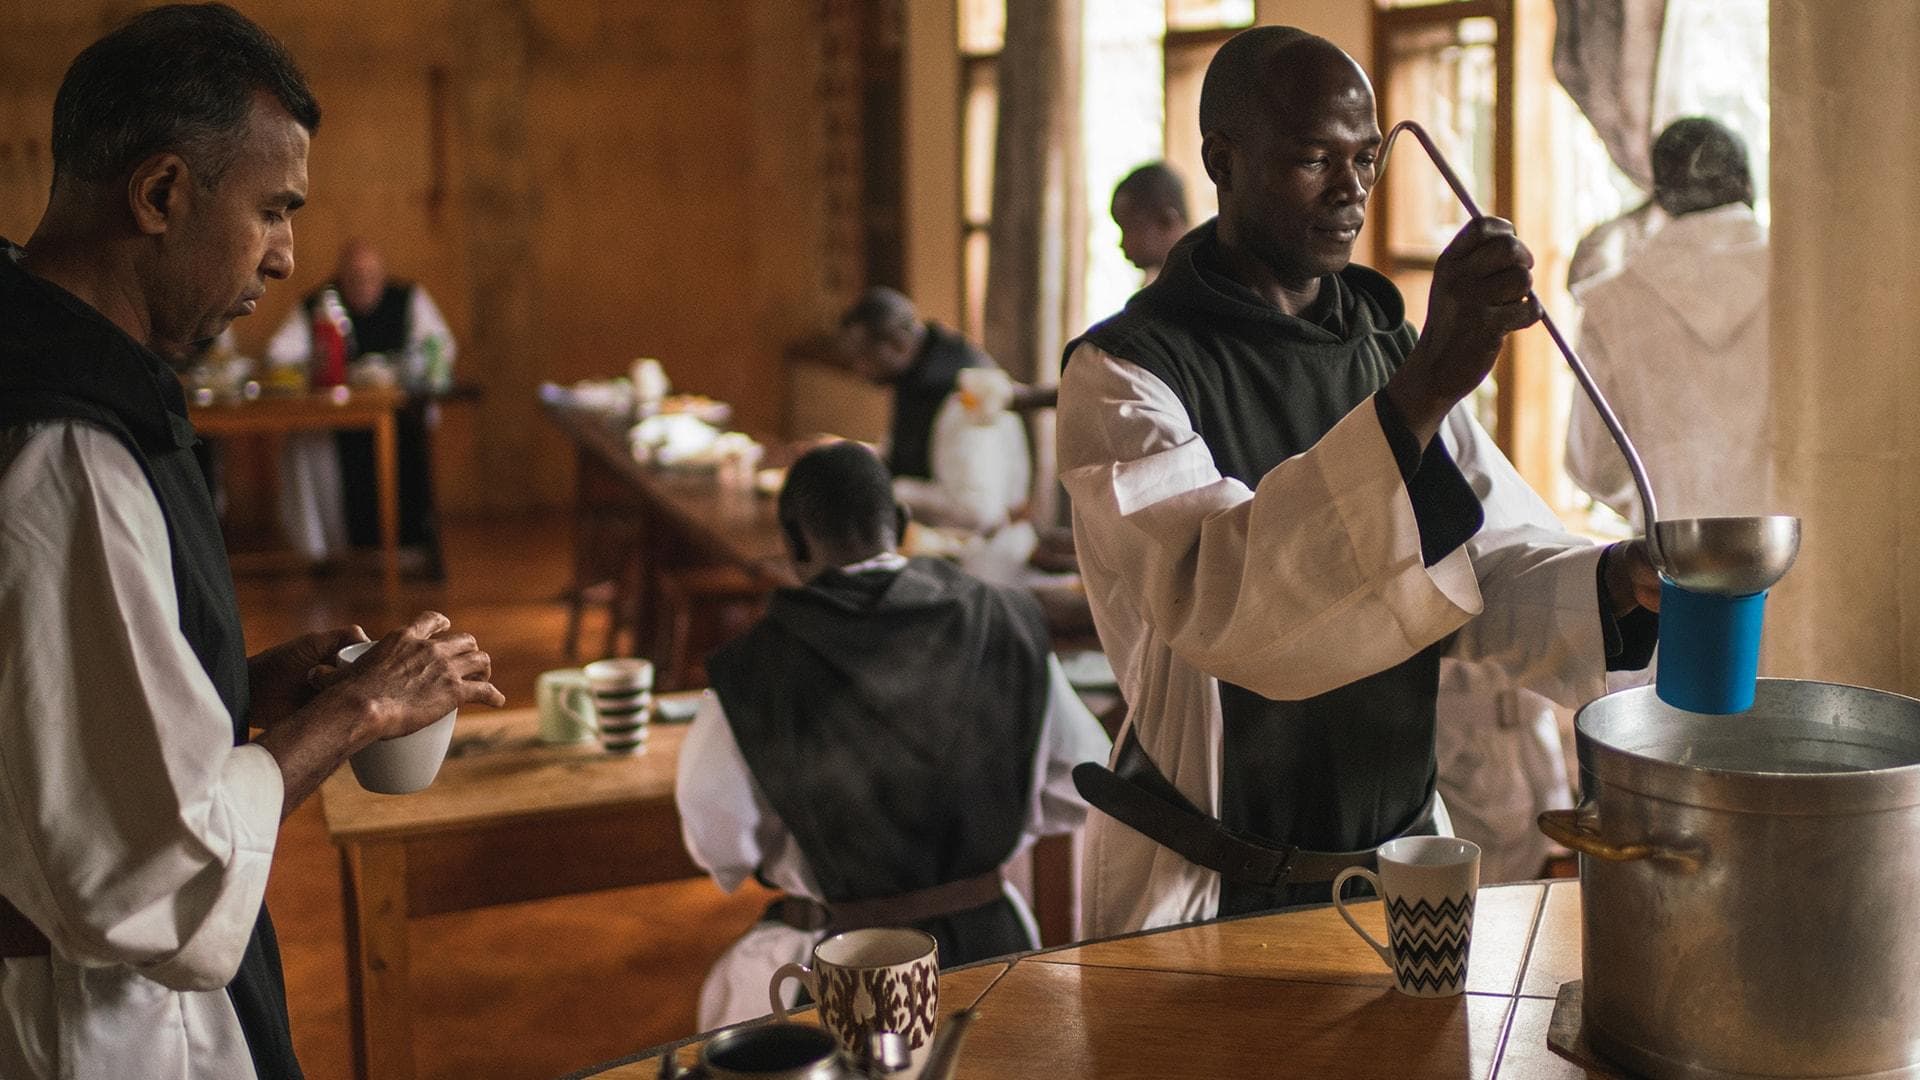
[1538,679,1920,1080]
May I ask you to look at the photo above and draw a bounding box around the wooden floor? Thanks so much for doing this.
[234,514,774,1080]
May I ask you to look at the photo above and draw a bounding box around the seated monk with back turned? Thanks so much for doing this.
[675,442,1110,1029]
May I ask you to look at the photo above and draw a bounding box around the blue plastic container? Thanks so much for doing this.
[1655,580,1767,714]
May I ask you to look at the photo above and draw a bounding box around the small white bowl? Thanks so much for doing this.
[337,640,456,795]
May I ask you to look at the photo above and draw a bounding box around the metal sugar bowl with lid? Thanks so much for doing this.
[1539,679,1920,1079]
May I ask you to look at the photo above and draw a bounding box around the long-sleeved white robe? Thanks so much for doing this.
[1565,203,1771,528]
[0,422,283,1080]
[1059,343,1620,937]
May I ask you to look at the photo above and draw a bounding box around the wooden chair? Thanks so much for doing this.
[649,563,776,691]
[561,456,648,662]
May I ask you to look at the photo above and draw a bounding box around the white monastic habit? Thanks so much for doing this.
[0,423,282,1080]
[263,285,456,563]
[1059,345,1622,938]
[1566,202,1771,528]
[1432,659,1574,883]
[675,556,1109,1031]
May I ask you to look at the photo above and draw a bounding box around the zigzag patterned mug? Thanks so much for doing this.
[1332,836,1481,998]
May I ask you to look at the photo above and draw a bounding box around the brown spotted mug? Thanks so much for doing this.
[769,928,938,1073]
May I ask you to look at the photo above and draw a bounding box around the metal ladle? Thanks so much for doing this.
[1375,120,1799,596]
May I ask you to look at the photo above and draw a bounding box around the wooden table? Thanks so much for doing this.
[541,397,791,581]
[586,880,1598,1079]
[190,386,405,603]
[542,396,797,684]
[322,699,1086,1080]
[321,701,704,1080]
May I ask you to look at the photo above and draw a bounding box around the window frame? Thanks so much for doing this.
[1371,0,1528,464]
[959,48,998,344]
[956,1,1253,344]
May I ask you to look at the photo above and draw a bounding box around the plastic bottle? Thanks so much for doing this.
[631,357,668,417]
[421,334,451,393]
[310,288,355,389]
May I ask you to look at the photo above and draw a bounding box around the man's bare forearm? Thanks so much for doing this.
[253,687,381,818]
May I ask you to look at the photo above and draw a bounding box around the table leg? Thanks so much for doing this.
[342,840,415,1080]
[1031,832,1078,947]
[375,411,401,605]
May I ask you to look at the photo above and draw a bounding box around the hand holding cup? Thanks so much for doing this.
[320,611,505,793]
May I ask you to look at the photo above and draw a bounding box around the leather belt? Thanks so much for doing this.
[769,869,1007,935]
[0,896,50,959]
[1072,729,1437,888]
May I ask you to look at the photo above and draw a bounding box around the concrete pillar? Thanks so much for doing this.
[983,0,1084,386]
[1766,1,1920,694]
[454,0,542,512]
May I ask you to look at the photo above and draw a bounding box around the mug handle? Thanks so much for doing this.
[1332,866,1395,969]
[564,685,596,731]
[769,962,818,1022]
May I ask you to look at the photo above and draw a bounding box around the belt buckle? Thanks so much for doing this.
[1225,828,1296,888]
[1265,847,1298,888]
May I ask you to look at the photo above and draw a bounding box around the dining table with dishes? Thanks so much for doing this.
[537,374,1102,657]
[320,696,707,1080]
[190,384,408,602]
[573,878,1601,1079]
[539,379,795,667]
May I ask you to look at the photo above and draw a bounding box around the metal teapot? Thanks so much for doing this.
[661,1010,977,1080]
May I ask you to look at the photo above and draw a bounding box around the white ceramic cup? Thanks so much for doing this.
[534,667,596,745]
[1332,835,1481,998]
[583,658,653,753]
[337,640,457,794]
[769,927,940,1073]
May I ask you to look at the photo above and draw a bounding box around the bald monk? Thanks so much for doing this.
[1058,26,1662,935]
[266,239,456,576]
[1110,161,1191,284]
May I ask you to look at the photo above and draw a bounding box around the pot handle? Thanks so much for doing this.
[1538,803,1700,872]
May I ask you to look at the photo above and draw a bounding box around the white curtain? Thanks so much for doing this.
[1551,0,1670,190]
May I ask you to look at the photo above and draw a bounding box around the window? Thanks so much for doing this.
[1655,0,1768,223]
[1166,0,1253,30]
[957,0,1253,337]
[1083,1,1170,321]
[1372,0,1769,529]
[1373,1,1512,437]
[958,1,1003,344]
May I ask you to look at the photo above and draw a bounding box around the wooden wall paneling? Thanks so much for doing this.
[750,0,837,438]
[819,0,870,305]
[457,0,543,514]
[1,0,841,512]
[859,0,905,290]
